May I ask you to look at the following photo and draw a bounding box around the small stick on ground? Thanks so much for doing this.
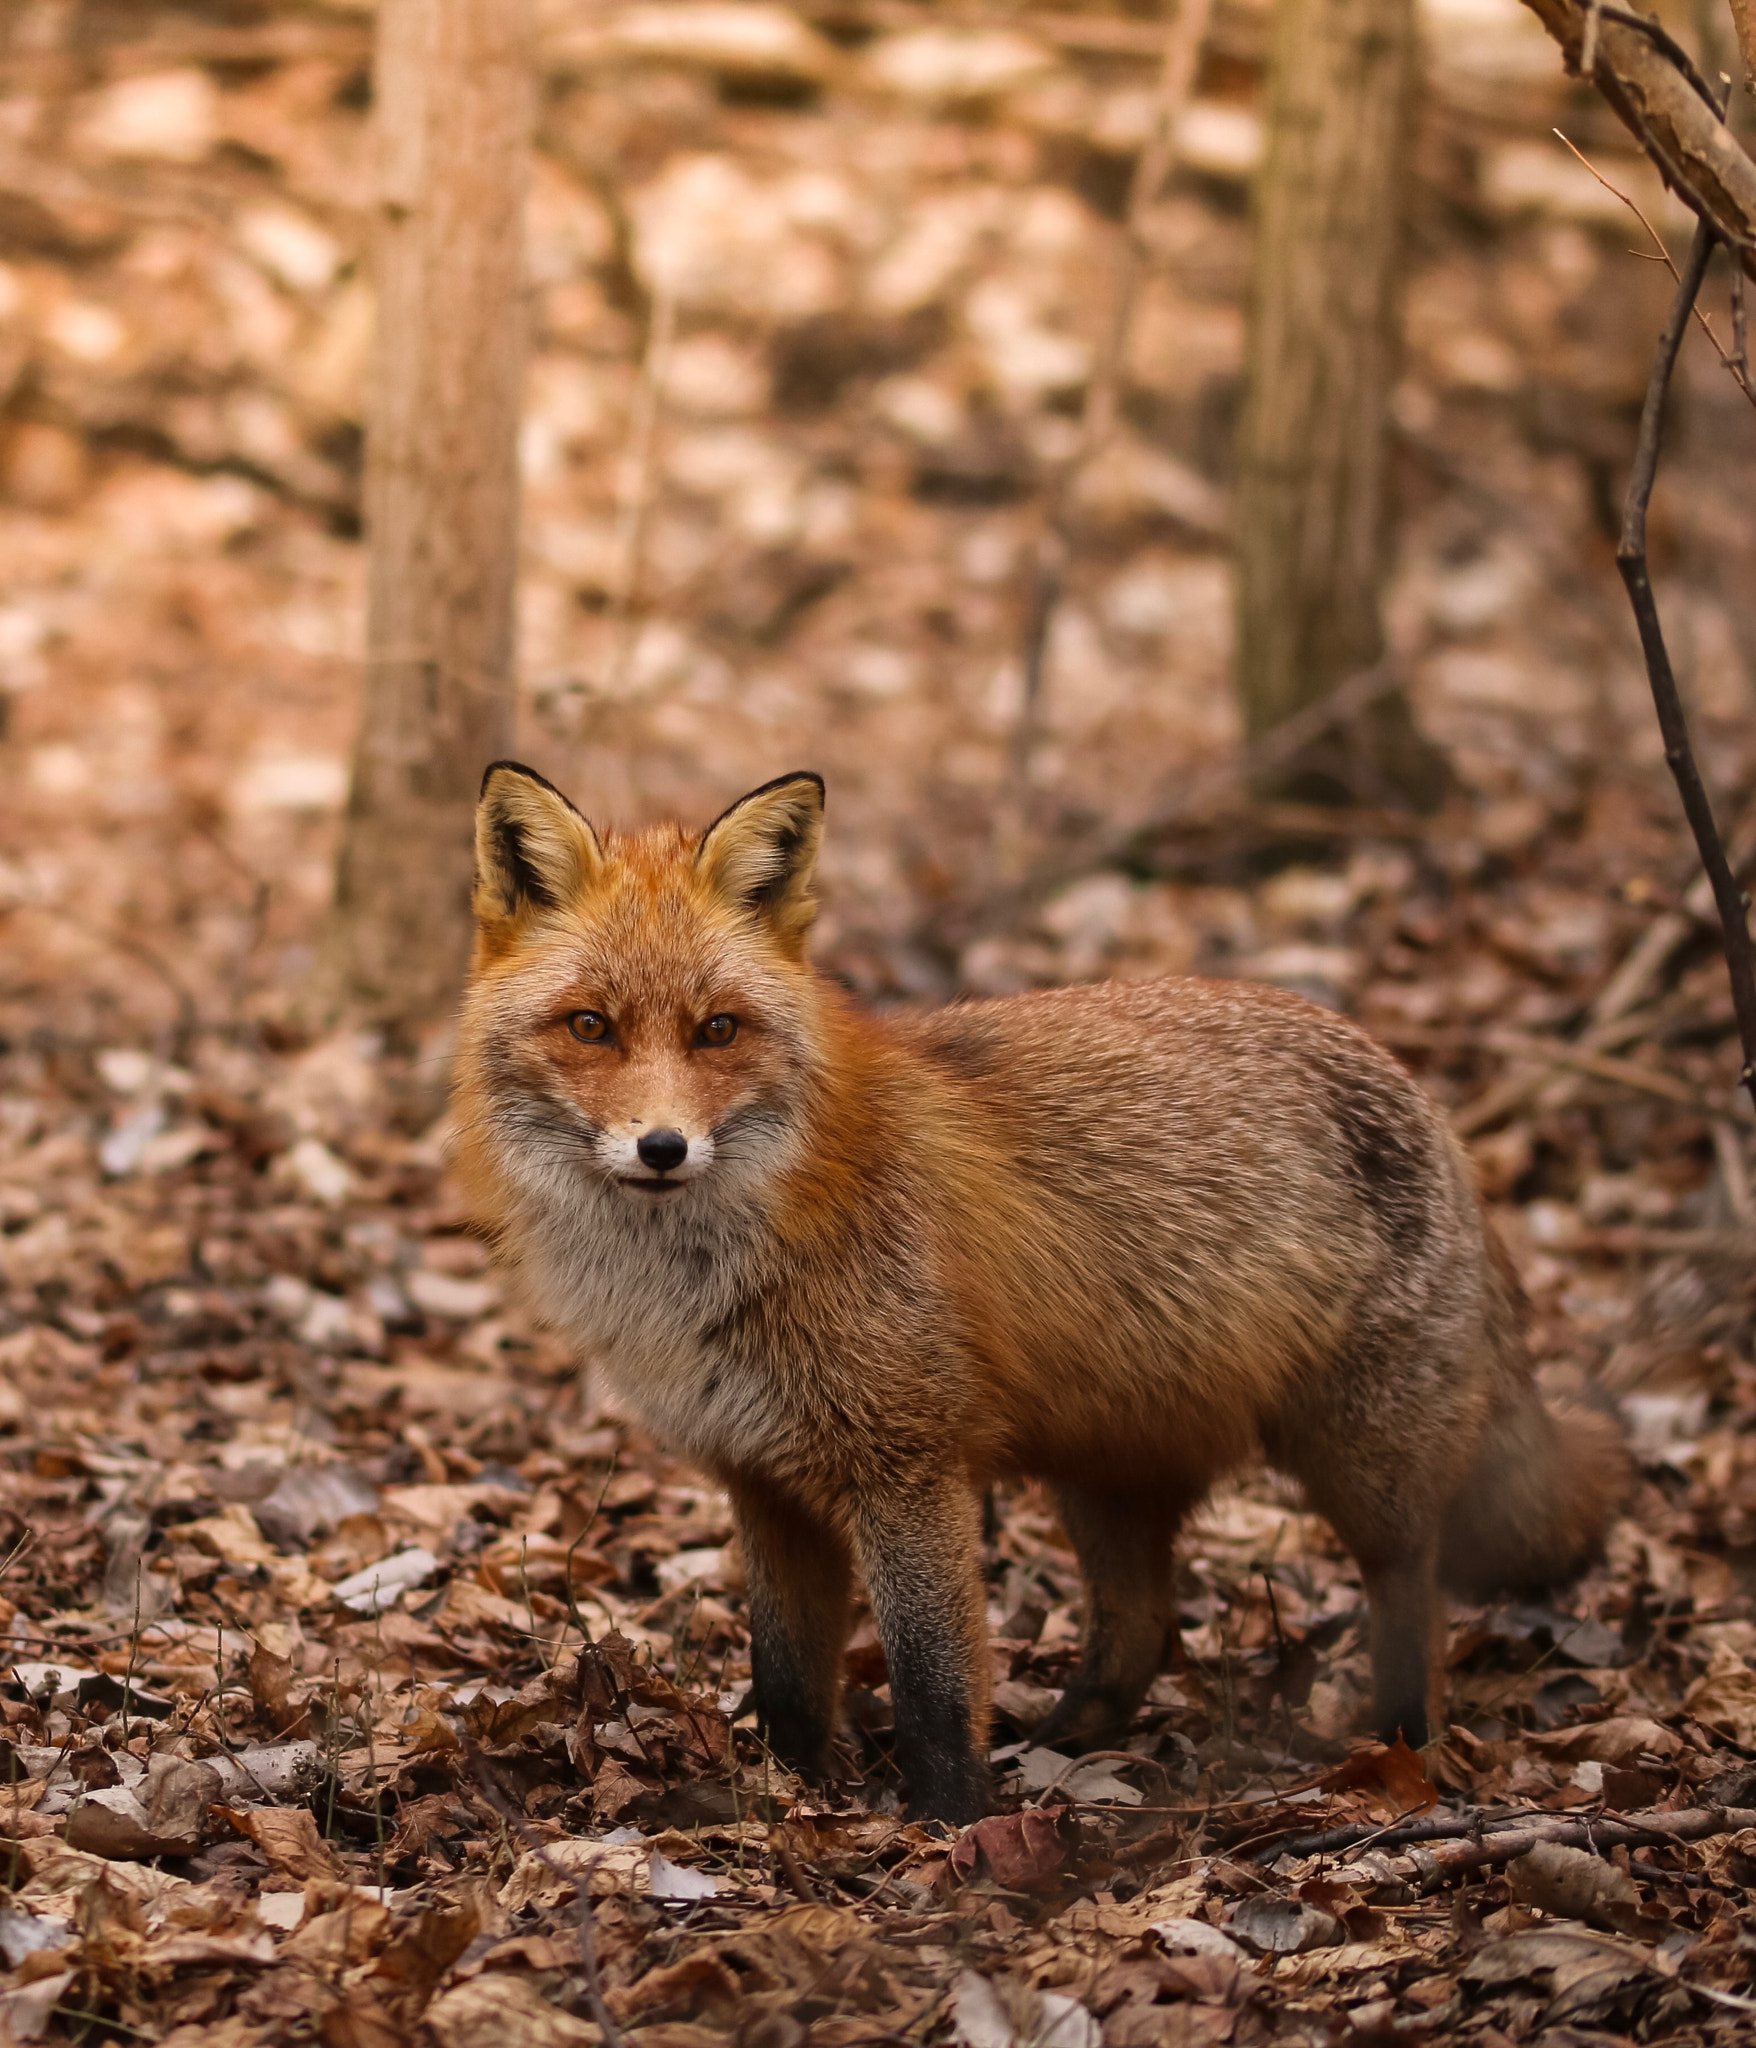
[1399,1802,1756,1887]
[774,1835,822,1904]
[1452,823,1756,1135]
[121,1571,143,1727]
[1617,217,1756,1118]
[561,1452,619,1653]
[1265,1799,1756,1872]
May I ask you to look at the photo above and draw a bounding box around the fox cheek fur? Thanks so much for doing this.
[452,761,1632,1828]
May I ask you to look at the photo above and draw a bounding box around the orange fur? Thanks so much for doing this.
[452,765,1631,1822]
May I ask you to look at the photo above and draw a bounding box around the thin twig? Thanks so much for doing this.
[774,1835,822,1903]
[1261,1809,1500,1863]
[0,1532,36,1589]
[1711,1116,1755,1222]
[1461,1028,1730,1118]
[1553,131,1755,404]
[120,1571,143,1727]
[519,1535,547,1672]
[1267,1799,1756,1872]
[1453,828,1756,1136]
[1617,218,1756,1117]
[1110,659,1403,872]
[1733,263,1750,387]
[1025,1747,1171,1804]
[560,1453,619,1653]
[1692,1984,1756,2016]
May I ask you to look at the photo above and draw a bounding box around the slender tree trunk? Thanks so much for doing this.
[1234,0,1442,806]
[316,0,532,1035]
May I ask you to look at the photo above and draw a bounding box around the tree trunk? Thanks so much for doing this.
[316,0,532,1035]
[1234,0,1443,807]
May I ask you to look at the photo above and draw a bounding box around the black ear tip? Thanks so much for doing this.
[480,759,541,801]
[479,760,587,818]
[766,769,825,806]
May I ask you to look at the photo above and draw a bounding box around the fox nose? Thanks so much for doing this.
[636,1128,689,1173]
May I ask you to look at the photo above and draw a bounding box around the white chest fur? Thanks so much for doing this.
[499,1147,776,1470]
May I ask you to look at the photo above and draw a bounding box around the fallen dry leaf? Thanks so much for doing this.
[1684,1641,1756,1747]
[426,1976,602,2048]
[951,1805,1070,1888]
[1507,1839,1642,1931]
[1320,1737,1438,1819]
[217,1805,346,1882]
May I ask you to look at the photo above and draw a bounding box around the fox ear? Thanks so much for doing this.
[696,772,825,949]
[475,761,604,924]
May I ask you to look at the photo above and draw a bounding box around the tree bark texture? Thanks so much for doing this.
[318,0,531,1033]
[1517,0,1756,279]
[1233,0,1440,805]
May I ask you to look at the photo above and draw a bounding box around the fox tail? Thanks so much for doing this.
[1437,1364,1630,1602]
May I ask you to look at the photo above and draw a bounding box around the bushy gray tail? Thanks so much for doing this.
[1437,1370,1631,1603]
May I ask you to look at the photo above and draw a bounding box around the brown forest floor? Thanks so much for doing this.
[4,2,1756,2044]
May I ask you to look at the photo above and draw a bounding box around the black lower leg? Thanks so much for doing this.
[1035,1484,1181,1752]
[749,1630,835,1774]
[1362,1552,1441,1748]
[887,1633,987,1825]
[731,1479,851,1780]
[853,1470,991,1826]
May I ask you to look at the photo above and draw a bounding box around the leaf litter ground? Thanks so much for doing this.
[2,956,1756,2047]
[4,1,1756,2041]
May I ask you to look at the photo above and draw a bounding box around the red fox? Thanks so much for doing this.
[453,763,1629,1824]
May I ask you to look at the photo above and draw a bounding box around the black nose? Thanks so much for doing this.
[636,1128,688,1173]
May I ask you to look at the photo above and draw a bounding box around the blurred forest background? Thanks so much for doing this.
[2,2,1756,2045]
[1,0,1750,1047]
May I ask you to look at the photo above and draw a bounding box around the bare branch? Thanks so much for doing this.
[1554,128,1755,402]
[1520,0,1756,276]
[1617,217,1756,1117]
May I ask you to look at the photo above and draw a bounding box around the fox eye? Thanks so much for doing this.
[567,1010,612,1044]
[698,1014,738,1047]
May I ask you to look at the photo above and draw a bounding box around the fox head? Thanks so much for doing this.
[456,763,827,1212]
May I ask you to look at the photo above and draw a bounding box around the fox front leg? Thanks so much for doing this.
[730,1477,854,1779]
[852,1469,991,1826]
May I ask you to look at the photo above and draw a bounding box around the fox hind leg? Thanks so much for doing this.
[1269,1404,1449,1749]
[1358,1543,1447,1747]
[1303,1484,1446,1746]
[1034,1483,1191,1754]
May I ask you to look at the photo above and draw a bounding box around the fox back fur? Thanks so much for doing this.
[453,764,1630,1822]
